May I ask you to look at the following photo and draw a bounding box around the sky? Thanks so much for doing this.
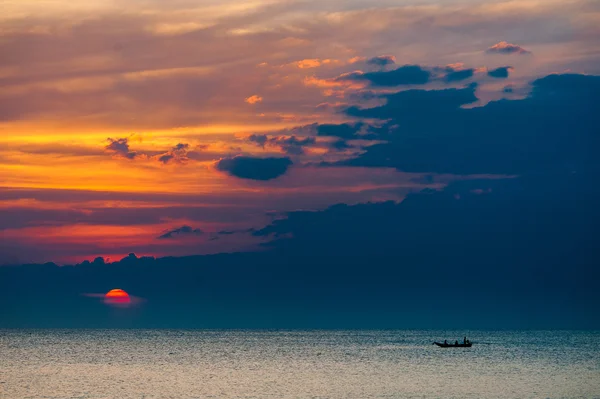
[0,0,599,328]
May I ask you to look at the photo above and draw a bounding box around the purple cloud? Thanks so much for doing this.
[158,226,203,240]
[366,55,396,67]
[105,138,138,159]
[247,135,316,155]
[157,143,190,164]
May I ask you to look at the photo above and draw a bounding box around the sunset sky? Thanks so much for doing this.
[1,0,599,265]
[1,0,599,330]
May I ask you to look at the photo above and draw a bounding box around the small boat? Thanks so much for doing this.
[433,341,472,348]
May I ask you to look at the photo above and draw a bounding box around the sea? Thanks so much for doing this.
[1,330,599,399]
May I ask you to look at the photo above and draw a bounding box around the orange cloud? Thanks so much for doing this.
[303,72,367,96]
[294,59,340,69]
[296,59,323,68]
[245,95,263,104]
[446,63,465,70]
[348,56,367,64]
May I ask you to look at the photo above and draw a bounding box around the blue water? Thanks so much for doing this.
[1,330,598,398]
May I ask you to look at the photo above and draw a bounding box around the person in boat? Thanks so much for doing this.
[464,337,467,345]
[444,340,448,345]
[455,340,459,345]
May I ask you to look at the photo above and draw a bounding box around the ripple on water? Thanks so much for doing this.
[0,330,599,399]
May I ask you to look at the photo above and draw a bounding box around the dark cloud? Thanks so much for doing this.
[216,156,293,180]
[105,139,198,164]
[410,174,435,185]
[105,138,137,159]
[486,41,532,55]
[346,85,478,120]
[158,154,174,164]
[247,134,316,155]
[488,66,512,79]
[249,173,599,331]
[275,136,316,155]
[209,228,258,242]
[341,65,431,86]
[174,143,188,150]
[317,123,361,139]
[342,74,599,174]
[248,134,269,147]
[92,257,105,265]
[157,143,191,164]
[366,55,396,67]
[315,122,379,140]
[120,252,140,262]
[212,228,256,239]
[158,226,203,240]
[330,140,353,150]
[444,68,475,82]
[256,176,582,252]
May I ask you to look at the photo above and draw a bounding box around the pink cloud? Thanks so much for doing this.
[486,41,531,55]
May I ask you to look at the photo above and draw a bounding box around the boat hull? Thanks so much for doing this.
[434,342,472,348]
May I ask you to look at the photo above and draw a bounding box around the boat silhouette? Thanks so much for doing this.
[433,341,472,348]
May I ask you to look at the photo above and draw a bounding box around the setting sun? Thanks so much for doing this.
[104,289,131,305]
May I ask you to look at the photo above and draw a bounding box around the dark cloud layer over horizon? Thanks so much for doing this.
[2,170,597,329]
[2,68,599,328]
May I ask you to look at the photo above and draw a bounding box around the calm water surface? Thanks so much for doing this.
[1,330,599,398]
